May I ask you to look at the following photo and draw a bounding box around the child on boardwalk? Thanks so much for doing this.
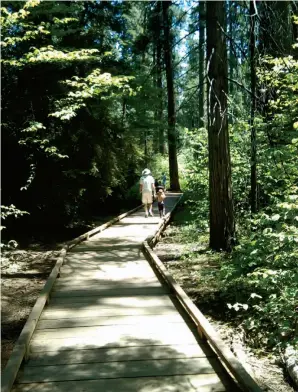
[157,188,166,218]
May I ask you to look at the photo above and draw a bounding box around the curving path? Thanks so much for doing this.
[12,193,239,392]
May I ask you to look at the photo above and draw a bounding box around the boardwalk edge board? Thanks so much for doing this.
[1,204,142,392]
[142,195,263,392]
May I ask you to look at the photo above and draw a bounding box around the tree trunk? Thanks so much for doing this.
[162,1,180,191]
[156,1,165,154]
[250,1,258,213]
[198,1,205,128]
[206,1,235,251]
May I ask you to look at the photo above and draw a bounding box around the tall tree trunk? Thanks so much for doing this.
[122,98,126,127]
[228,1,236,96]
[153,43,159,152]
[250,1,257,213]
[198,1,205,128]
[156,1,164,154]
[162,1,180,191]
[206,1,235,251]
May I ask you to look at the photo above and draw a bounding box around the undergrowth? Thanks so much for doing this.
[168,189,298,356]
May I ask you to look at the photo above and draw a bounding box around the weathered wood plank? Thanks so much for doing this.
[61,259,150,270]
[32,322,197,341]
[48,294,174,306]
[40,305,177,319]
[51,286,170,298]
[36,313,185,329]
[27,343,214,366]
[53,280,162,290]
[59,263,156,279]
[30,327,200,352]
[65,249,140,260]
[12,374,231,392]
[17,358,222,383]
[69,242,140,252]
[54,276,161,285]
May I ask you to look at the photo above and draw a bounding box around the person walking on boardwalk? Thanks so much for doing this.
[157,188,166,218]
[140,168,155,217]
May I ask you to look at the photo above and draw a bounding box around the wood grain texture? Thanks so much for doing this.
[12,374,232,392]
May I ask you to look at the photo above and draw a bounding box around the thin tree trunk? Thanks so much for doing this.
[153,43,159,151]
[228,1,235,96]
[122,98,126,127]
[156,1,164,154]
[198,1,205,128]
[162,1,180,191]
[250,1,257,213]
[206,0,235,251]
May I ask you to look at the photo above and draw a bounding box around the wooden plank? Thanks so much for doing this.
[59,263,156,279]
[36,313,185,329]
[48,294,174,306]
[40,305,177,319]
[52,280,163,291]
[69,242,140,252]
[29,327,200,352]
[17,358,222,383]
[54,276,161,285]
[65,248,140,259]
[32,322,197,340]
[62,259,150,269]
[27,343,214,366]
[51,286,170,298]
[12,374,230,392]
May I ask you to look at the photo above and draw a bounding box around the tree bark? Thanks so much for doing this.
[162,1,180,191]
[156,1,165,154]
[250,1,258,213]
[198,1,205,128]
[206,1,235,251]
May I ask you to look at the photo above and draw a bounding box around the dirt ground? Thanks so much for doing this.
[155,227,296,392]
[1,247,59,369]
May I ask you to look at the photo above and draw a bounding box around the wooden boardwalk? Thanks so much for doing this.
[12,194,240,392]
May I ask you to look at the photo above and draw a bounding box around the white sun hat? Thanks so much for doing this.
[142,168,151,176]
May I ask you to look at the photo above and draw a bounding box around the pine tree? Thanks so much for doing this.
[162,1,180,191]
[206,0,235,250]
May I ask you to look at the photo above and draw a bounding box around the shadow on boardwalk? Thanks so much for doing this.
[15,337,239,392]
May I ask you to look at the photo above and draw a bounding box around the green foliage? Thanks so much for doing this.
[50,69,135,121]
[1,0,143,233]
[180,30,298,354]
[220,190,298,350]
[1,205,29,235]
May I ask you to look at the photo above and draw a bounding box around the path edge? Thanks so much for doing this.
[142,195,263,392]
[1,204,142,392]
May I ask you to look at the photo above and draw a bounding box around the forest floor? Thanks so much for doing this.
[154,206,295,392]
[1,246,60,369]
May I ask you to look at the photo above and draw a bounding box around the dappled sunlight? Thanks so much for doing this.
[13,374,230,392]
[12,194,238,392]
[49,295,175,306]
[60,262,156,281]
[15,338,233,391]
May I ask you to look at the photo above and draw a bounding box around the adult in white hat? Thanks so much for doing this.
[139,168,155,217]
